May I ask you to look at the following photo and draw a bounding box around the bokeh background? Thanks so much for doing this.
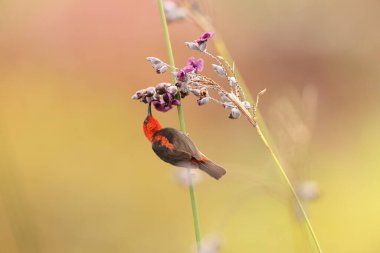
[1,0,380,252]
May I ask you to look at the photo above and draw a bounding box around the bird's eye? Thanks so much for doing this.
[144,118,149,125]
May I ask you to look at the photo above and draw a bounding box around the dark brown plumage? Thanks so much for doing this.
[143,104,226,179]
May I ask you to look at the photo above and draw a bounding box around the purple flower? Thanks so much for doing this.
[152,100,172,112]
[187,57,204,73]
[195,32,214,46]
[176,70,187,82]
[172,99,181,106]
[151,89,181,113]
[131,90,144,100]
[176,65,193,82]
[163,93,173,104]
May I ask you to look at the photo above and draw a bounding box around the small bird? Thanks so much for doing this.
[143,103,226,179]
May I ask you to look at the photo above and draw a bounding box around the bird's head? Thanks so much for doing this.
[143,103,162,142]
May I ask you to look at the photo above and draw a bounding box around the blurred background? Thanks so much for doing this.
[1,0,379,252]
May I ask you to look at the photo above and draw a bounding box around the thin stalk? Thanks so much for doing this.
[157,0,202,250]
[227,92,323,253]
[255,125,323,253]
[188,10,323,253]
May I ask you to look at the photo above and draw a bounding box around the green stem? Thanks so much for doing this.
[157,0,202,250]
[256,125,323,253]
[188,11,322,253]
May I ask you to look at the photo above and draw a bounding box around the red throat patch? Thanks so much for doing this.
[143,116,162,141]
[153,135,175,150]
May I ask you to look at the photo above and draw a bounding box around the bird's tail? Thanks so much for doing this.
[197,159,226,180]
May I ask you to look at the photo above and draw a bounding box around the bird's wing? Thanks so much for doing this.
[152,141,193,165]
[151,128,194,167]
[168,128,203,160]
[153,128,202,160]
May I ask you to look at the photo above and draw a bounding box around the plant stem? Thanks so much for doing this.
[157,0,202,250]
[255,125,323,253]
[227,86,322,253]
[188,11,323,253]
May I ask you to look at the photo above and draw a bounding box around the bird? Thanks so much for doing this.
[143,103,226,180]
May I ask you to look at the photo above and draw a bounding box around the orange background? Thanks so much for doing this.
[1,0,379,252]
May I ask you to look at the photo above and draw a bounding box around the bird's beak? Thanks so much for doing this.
[147,102,152,116]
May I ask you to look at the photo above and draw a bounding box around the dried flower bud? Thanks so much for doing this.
[131,89,144,100]
[191,89,202,97]
[212,64,227,78]
[229,107,241,119]
[185,42,200,51]
[199,88,208,97]
[146,57,168,74]
[155,83,170,95]
[166,85,178,95]
[228,76,237,86]
[197,96,210,106]
[156,64,168,74]
[142,96,153,104]
[223,102,234,109]
[191,88,208,97]
[219,92,230,102]
[198,42,207,52]
[180,89,190,98]
[145,87,156,97]
[242,101,251,109]
[146,57,162,65]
